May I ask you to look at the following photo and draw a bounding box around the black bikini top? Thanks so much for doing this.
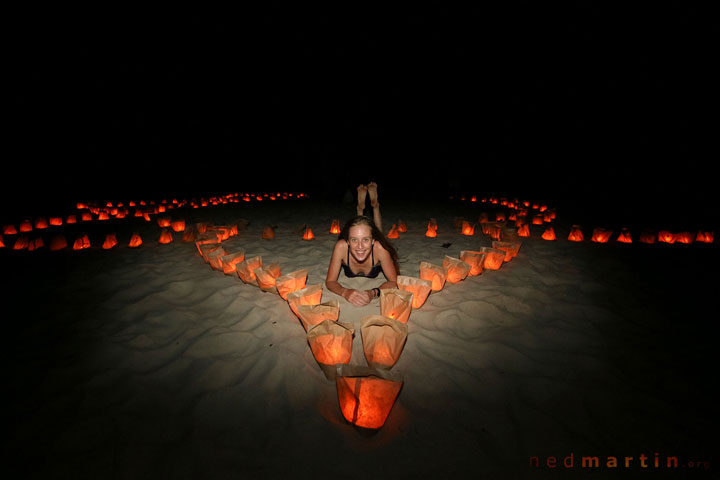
[341,243,383,279]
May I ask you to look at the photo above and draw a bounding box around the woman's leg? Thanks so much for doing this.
[367,182,382,232]
[357,185,367,216]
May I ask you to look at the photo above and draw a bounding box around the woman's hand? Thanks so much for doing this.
[344,289,374,306]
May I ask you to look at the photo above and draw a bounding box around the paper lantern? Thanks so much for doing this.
[102,233,118,250]
[208,248,231,270]
[49,234,67,251]
[591,227,613,243]
[674,232,694,244]
[459,251,485,276]
[361,315,408,369]
[0,234,4,248]
[254,263,282,293]
[287,283,324,318]
[480,247,505,270]
[237,256,263,285]
[13,235,29,250]
[2,225,17,235]
[658,230,675,244]
[182,227,197,243]
[297,300,339,332]
[171,219,186,232]
[425,219,438,238]
[696,230,714,243]
[194,233,222,255]
[617,228,633,243]
[302,226,315,240]
[532,214,544,225]
[461,221,475,236]
[542,226,556,241]
[396,275,432,309]
[568,225,584,242]
[397,220,407,233]
[330,219,341,234]
[419,261,447,292]
[35,218,48,229]
[66,215,77,224]
[517,224,530,238]
[336,365,403,430]
[379,288,413,323]
[129,233,143,248]
[307,319,354,379]
[639,230,656,244]
[198,242,225,263]
[492,240,521,261]
[157,216,172,228]
[387,225,399,239]
[276,269,308,300]
[73,234,91,250]
[482,222,502,240]
[442,256,471,284]
[19,220,33,233]
[220,251,246,275]
[158,229,173,244]
[262,226,275,240]
[27,237,44,251]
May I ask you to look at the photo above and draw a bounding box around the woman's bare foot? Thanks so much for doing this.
[367,182,379,208]
[357,185,367,215]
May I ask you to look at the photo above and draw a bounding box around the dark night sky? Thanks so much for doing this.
[4,4,716,227]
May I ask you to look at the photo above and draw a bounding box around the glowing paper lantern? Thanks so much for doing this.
[696,230,714,243]
[254,263,282,293]
[330,219,341,234]
[425,219,438,238]
[542,226,556,241]
[0,234,4,248]
[198,242,225,263]
[492,240,521,261]
[482,222,503,240]
[396,275,433,309]
[639,230,656,244]
[387,225,399,239]
[361,315,408,369]
[182,227,197,243]
[275,269,308,300]
[28,237,44,251]
[287,283,324,318]
[171,219,186,232]
[459,251,485,276]
[419,261,447,292]
[336,365,403,430]
[262,226,275,240]
[379,288,413,323]
[568,225,584,242]
[102,233,118,250]
[158,229,173,244]
[461,221,475,236]
[49,234,67,251]
[297,300,339,332]
[617,228,633,243]
[49,217,63,227]
[302,226,315,240]
[73,234,91,250]
[442,256,471,283]
[307,319,354,379]
[3,225,17,235]
[658,231,675,244]
[674,232,694,244]
[591,227,613,243]
[19,220,33,233]
[157,216,172,228]
[237,256,263,285]
[220,251,246,275]
[129,234,143,248]
[35,218,48,229]
[397,220,407,233]
[480,247,505,270]
[13,235,29,250]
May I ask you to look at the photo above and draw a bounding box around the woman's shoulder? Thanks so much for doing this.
[333,239,348,256]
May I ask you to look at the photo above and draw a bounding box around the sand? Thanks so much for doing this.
[2,194,717,479]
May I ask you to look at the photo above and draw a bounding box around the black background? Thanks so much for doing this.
[4,4,716,229]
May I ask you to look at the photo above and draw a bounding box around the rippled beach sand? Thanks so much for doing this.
[3,195,717,479]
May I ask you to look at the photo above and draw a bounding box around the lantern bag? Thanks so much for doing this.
[335,364,403,431]
[361,315,408,370]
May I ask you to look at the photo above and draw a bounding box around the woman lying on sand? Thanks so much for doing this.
[325,184,400,306]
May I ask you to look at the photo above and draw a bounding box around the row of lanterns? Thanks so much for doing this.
[193,215,521,431]
[0,192,308,251]
[450,195,714,245]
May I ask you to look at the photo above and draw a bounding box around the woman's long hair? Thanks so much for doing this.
[339,215,400,274]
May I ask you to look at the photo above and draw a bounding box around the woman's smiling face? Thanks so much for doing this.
[348,224,373,263]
